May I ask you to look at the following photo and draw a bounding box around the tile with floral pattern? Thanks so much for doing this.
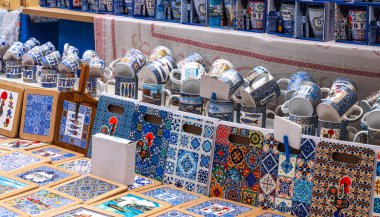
[373,151,380,217]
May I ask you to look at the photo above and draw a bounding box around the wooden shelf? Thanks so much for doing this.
[22,7,95,23]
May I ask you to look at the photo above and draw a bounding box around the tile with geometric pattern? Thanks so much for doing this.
[30,145,83,164]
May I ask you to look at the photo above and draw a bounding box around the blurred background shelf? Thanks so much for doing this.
[22,7,95,23]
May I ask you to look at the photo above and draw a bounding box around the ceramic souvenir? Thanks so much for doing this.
[0,150,51,174]
[56,157,92,175]
[281,3,295,36]
[53,174,128,204]
[142,82,172,106]
[147,46,173,63]
[0,204,30,216]
[63,43,79,58]
[170,62,206,86]
[308,6,324,39]
[82,50,98,63]
[24,37,40,52]
[20,88,60,143]
[348,9,366,42]
[206,99,234,122]
[250,0,265,30]
[3,42,25,61]
[141,56,177,84]
[237,104,275,128]
[360,90,380,113]
[5,60,22,79]
[178,52,206,69]
[353,126,380,146]
[0,173,38,200]
[0,139,48,151]
[50,205,122,217]
[112,48,146,77]
[22,65,40,83]
[288,114,317,136]
[0,83,24,138]
[89,56,113,79]
[150,207,203,217]
[330,76,357,93]
[0,36,10,56]
[208,59,234,78]
[31,145,84,164]
[128,175,162,192]
[106,76,139,99]
[37,68,58,88]
[22,46,43,66]
[167,92,204,115]
[14,163,80,187]
[58,54,81,74]
[317,119,357,141]
[193,0,207,23]
[362,96,380,130]
[217,69,246,99]
[86,77,105,97]
[58,72,76,92]
[42,51,61,69]
[277,71,314,101]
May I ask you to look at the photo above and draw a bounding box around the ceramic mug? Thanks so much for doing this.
[361,96,380,129]
[4,42,25,61]
[281,81,330,116]
[58,54,81,74]
[42,51,61,69]
[349,9,367,42]
[24,37,40,52]
[181,78,202,94]
[330,76,357,93]
[277,71,315,101]
[147,46,173,63]
[206,99,234,122]
[237,104,275,128]
[308,6,324,39]
[317,85,363,122]
[140,56,177,84]
[168,92,204,115]
[57,73,76,92]
[106,76,139,99]
[281,3,295,35]
[82,50,98,63]
[318,119,357,141]
[250,1,265,30]
[63,43,79,59]
[111,49,146,78]
[177,52,206,69]
[170,82,181,106]
[288,114,317,136]
[37,68,58,88]
[22,65,40,83]
[5,60,22,79]
[86,77,105,97]
[0,36,10,56]
[142,82,172,106]
[354,127,380,146]
[22,46,43,65]
[360,90,380,113]
[89,57,113,79]
[170,62,206,85]
[208,59,234,78]
[217,69,246,99]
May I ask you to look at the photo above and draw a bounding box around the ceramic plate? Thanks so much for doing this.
[0,173,38,200]
[0,150,50,174]
[30,145,84,164]
[0,139,48,151]
[56,157,92,175]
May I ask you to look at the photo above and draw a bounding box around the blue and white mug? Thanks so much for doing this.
[178,52,206,68]
[288,114,317,136]
[237,104,275,128]
[58,54,81,74]
[58,73,77,92]
[4,42,25,61]
[37,68,58,88]
[24,37,40,52]
[106,76,139,99]
[170,62,206,85]
[86,77,105,97]
[22,46,43,65]
[5,60,22,79]
[141,56,177,84]
[63,43,79,59]
[330,76,357,93]
[82,50,98,63]
[206,99,235,122]
[39,42,56,56]
[89,57,113,79]
[277,71,315,101]
[0,36,10,56]
[361,95,380,129]
[42,51,61,69]
[22,65,41,83]
[318,119,357,141]
[147,46,173,63]
[208,59,234,78]
[218,69,246,99]
[142,82,172,106]
[168,92,204,115]
[111,48,146,78]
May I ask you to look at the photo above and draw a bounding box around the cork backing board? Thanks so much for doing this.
[0,82,24,137]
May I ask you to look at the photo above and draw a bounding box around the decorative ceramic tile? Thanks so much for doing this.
[88,94,136,157]
[94,192,171,217]
[373,151,380,217]
[0,205,26,217]
[0,135,14,143]
[0,150,50,174]
[128,175,162,192]
[259,133,318,217]
[3,188,81,216]
[141,186,206,208]
[185,198,258,217]
[150,208,203,217]
[14,164,80,187]
[31,145,83,164]
[256,212,289,217]
[0,174,38,200]
[310,139,376,217]
[51,205,118,217]
[53,174,128,204]
[57,100,92,150]
[0,83,23,137]
[163,113,217,195]
[210,122,265,206]
[0,139,48,151]
[56,157,91,175]
[129,103,173,182]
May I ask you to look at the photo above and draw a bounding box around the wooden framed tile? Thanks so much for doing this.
[2,187,82,217]
[140,185,207,208]
[0,173,38,200]
[29,145,84,164]
[91,192,172,217]
[55,157,92,175]
[12,163,80,187]
[0,204,29,217]
[183,197,261,217]
[0,82,24,138]
[0,139,49,151]
[0,150,50,174]
[48,204,123,217]
[150,207,204,217]
[254,210,294,216]
[52,174,128,204]
[0,135,16,143]
[128,175,162,192]
[20,88,60,143]
[0,149,10,155]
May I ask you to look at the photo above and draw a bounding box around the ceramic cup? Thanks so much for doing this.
[106,76,138,99]
[237,104,275,128]
[63,43,79,59]
[37,68,58,88]
[82,50,98,63]
[281,3,295,36]
[170,62,206,85]
[111,49,146,78]
[288,113,317,136]
[217,69,246,99]
[147,46,173,63]
[331,76,357,94]
[142,82,172,106]
[57,73,77,92]
[177,52,206,69]
[318,119,357,141]
[39,42,56,56]
[170,82,181,106]
[0,36,10,57]
[281,81,330,116]
[89,57,113,79]
[4,42,25,61]
[208,59,234,78]
[317,85,363,123]
[181,78,202,94]
[349,9,367,42]
[206,99,234,122]
[22,65,41,83]
[361,96,380,129]
[354,127,380,146]
[308,6,324,39]
[24,37,40,52]
[250,1,265,30]
[86,77,105,97]
[42,51,61,69]
[140,56,177,84]
[58,54,81,74]
[360,90,380,113]
[22,46,43,66]
[5,60,22,79]
[167,92,204,115]
[277,71,315,101]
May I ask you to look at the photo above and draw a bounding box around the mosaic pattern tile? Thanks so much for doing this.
[257,213,287,217]
[142,186,202,207]
[58,100,92,149]
[0,151,47,173]
[0,139,47,150]
[128,175,158,191]
[53,206,114,217]
[373,151,380,217]
[152,208,202,217]
[23,94,53,136]
[185,198,255,217]
[210,123,264,206]
[310,139,376,217]
[0,206,21,217]
[0,174,37,200]
[31,146,82,163]
[129,104,173,182]
[56,158,91,175]
[163,113,217,195]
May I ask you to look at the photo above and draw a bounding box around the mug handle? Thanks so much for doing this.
[104,67,113,80]
[163,88,172,98]
[169,69,182,85]
[280,100,290,114]
[205,101,209,116]
[105,79,115,93]
[110,58,121,71]
[167,94,180,107]
[266,109,276,119]
[276,78,290,95]
[342,104,364,122]
[361,112,369,127]
[320,87,331,99]
[231,94,243,104]
[353,130,368,143]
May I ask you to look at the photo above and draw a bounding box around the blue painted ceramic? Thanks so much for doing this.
[331,76,357,93]
[289,114,317,136]
[58,73,76,92]
[317,119,355,141]
[237,104,268,128]
[22,65,40,83]
[39,69,58,88]
[168,92,204,115]
[281,3,295,36]
[82,50,98,63]
[142,82,171,106]
[217,69,245,98]
[58,54,81,73]
[277,71,314,101]
[115,76,138,99]
[5,60,22,79]
[42,51,61,69]
[24,37,40,52]
[206,99,234,122]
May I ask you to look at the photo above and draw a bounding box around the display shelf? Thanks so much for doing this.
[22,7,95,23]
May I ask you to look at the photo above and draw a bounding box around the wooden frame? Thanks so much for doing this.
[150,207,203,217]
[29,145,84,164]
[2,187,82,217]
[52,174,128,205]
[0,204,29,217]
[20,88,60,143]
[0,83,24,137]
[0,172,38,200]
[0,139,49,151]
[47,204,124,217]
[0,150,51,174]
[11,163,80,187]
[182,197,262,217]
[0,136,16,144]
[91,192,172,217]
[128,175,162,192]
[254,210,294,216]
[55,157,92,175]
[140,185,208,208]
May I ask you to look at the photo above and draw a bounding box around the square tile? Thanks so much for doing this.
[0,83,24,137]
[0,139,48,151]
[275,176,295,200]
[292,180,312,204]
[13,163,80,187]
[53,174,128,204]
[30,145,83,164]
[278,154,296,178]
[274,198,292,214]
[150,207,203,217]
[0,204,28,217]
[0,150,50,174]
[56,157,91,175]
[175,149,199,180]
[128,175,162,192]
[0,173,38,200]
[2,188,81,216]
[49,205,121,217]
